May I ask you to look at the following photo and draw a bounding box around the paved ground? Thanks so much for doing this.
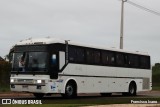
[1,91,160,98]
[0,91,160,105]
[139,91,160,97]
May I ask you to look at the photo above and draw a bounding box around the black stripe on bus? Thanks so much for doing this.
[58,74,143,79]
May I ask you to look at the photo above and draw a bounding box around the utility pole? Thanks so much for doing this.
[120,0,127,49]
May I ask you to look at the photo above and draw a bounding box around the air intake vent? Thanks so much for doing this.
[143,78,150,89]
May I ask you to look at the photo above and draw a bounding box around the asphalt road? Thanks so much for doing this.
[0,91,160,104]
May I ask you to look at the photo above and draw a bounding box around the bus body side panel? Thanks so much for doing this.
[60,63,151,93]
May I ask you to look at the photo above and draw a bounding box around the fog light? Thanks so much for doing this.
[37,85,41,90]
[11,84,15,88]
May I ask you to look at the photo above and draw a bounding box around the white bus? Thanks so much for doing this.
[10,37,152,98]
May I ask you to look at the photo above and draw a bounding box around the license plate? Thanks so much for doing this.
[22,85,28,89]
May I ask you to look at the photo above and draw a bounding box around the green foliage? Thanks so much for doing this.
[152,63,160,75]
[0,61,11,91]
[152,63,160,86]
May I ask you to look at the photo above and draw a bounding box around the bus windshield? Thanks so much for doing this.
[12,52,48,72]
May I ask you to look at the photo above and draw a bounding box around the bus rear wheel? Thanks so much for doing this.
[62,82,77,98]
[128,82,137,96]
[123,82,137,96]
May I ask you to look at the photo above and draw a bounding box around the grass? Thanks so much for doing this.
[152,86,160,91]
[0,86,10,92]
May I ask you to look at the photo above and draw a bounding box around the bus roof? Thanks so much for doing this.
[15,37,149,56]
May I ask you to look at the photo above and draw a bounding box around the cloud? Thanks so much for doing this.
[0,0,160,64]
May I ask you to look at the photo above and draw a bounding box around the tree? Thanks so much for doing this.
[152,63,160,75]
[152,63,160,86]
[4,54,9,61]
[0,56,4,61]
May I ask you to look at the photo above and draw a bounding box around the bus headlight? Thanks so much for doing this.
[37,80,42,83]
[10,79,14,83]
[36,80,45,84]
[10,79,18,83]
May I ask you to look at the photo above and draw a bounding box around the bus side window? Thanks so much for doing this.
[101,51,115,66]
[116,53,125,67]
[128,54,139,68]
[140,56,150,69]
[94,50,100,64]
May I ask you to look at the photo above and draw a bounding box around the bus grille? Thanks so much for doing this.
[17,79,33,84]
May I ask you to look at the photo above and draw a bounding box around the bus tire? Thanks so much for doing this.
[33,93,44,98]
[100,93,112,97]
[128,82,137,96]
[62,81,77,98]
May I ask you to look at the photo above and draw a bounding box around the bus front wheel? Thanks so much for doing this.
[62,81,77,98]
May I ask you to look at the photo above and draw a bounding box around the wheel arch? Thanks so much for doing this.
[63,78,78,94]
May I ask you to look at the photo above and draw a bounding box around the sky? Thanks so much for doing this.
[0,0,160,65]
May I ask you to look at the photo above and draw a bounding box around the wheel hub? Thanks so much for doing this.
[66,85,73,96]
